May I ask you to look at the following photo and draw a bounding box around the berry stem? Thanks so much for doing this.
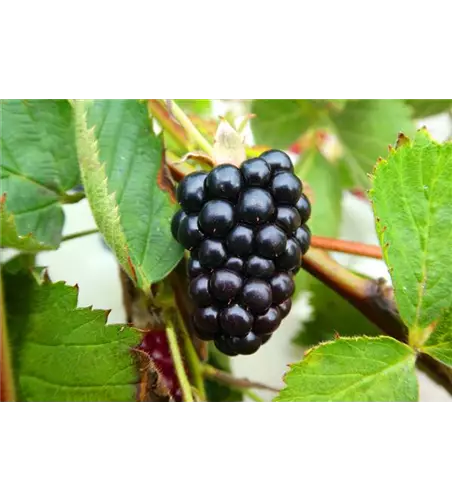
[0,275,16,402]
[62,228,99,242]
[302,248,452,395]
[176,310,207,401]
[164,322,194,402]
[164,100,214,156]
[165,151,197,182]
[310,236,383,259]
[202,364,280,392]
[147,99,192,152]
[245,390,265,402]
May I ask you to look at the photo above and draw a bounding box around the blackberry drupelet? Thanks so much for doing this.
[172,151,311,356]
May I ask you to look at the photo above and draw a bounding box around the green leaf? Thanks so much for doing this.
[0,100,80,248]
[1,198,53,251]
[370,129,452,331]
[251,100,320,149]
[275,336,418,402]
[3,268,140,402]
[331,99,415,186]
[421,308,452,367]
[405,99,452,118]
[176,100,212,116]
[75,99,184,289]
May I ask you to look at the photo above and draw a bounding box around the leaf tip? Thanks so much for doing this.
[396,132,410,149]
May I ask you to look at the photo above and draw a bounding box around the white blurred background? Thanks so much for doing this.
[3,102,451,402]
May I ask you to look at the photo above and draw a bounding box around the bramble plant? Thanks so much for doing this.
[1,99,452,402]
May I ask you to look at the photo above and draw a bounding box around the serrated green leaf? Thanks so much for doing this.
[275,336,418,402]
[1,199,53,251]
[331,100,415,186]
[3,268,140,402]
[251,100,320,149]
[405,100,452,118]
[0,100,80,248]
[176,100,212,117]
[75,99,184,289]
[370,129,452,331]
[421,308,452,368]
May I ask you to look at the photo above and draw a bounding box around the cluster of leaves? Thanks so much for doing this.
[1,99,452,402]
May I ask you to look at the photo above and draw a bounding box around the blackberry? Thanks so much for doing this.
[260,149,294,173]
[237,188,275,225]
[178,215,204,250]
[198,200,235,237]
[241,157,272,187]
[295,194,311,224]
[177,172,207,213]
[224,256,244,274]
[205,164,243,201]
[198,239,226,269]
[171,149,311,356]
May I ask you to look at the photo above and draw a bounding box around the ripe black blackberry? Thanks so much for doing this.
[172,149,311,356]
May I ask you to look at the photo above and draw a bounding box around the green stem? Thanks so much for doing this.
[62,228,99,242]
[166,100,214,156]
[0,274,16,402]
[202,364,279,392]
[245,390,264,402]
[62,191,86,204]
[165,322,194,402]
[176,310,206,401]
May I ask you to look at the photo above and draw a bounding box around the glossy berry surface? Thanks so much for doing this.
[278,298,292,318]
[241,279,273,314]
[275,238,302,271]
[205,164,243,201]
[245,255,275,279]
[178,215,204,250]
[270,172,302,205]
[295,194,311,224]
[187,257,203,278]
[255,224,287,258]
[294,225,312,255]
[275,206,301,234]
[198,239,226,269]
[189,274,212,306]
[219,304,253,337]
[254,307,281,335]
[271,272,295,304]
[241,157,272,187]
[176,172,207,213]
[193,306,220,336]
[227,225,254,257]
[198,200,235,237]
[237,188,275,225]
[231,332,261,355]
[224,256,244,274]
[171,209,186,242]
[260,149,294,173]
[210,269,243,302]
[170,149,311,356]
